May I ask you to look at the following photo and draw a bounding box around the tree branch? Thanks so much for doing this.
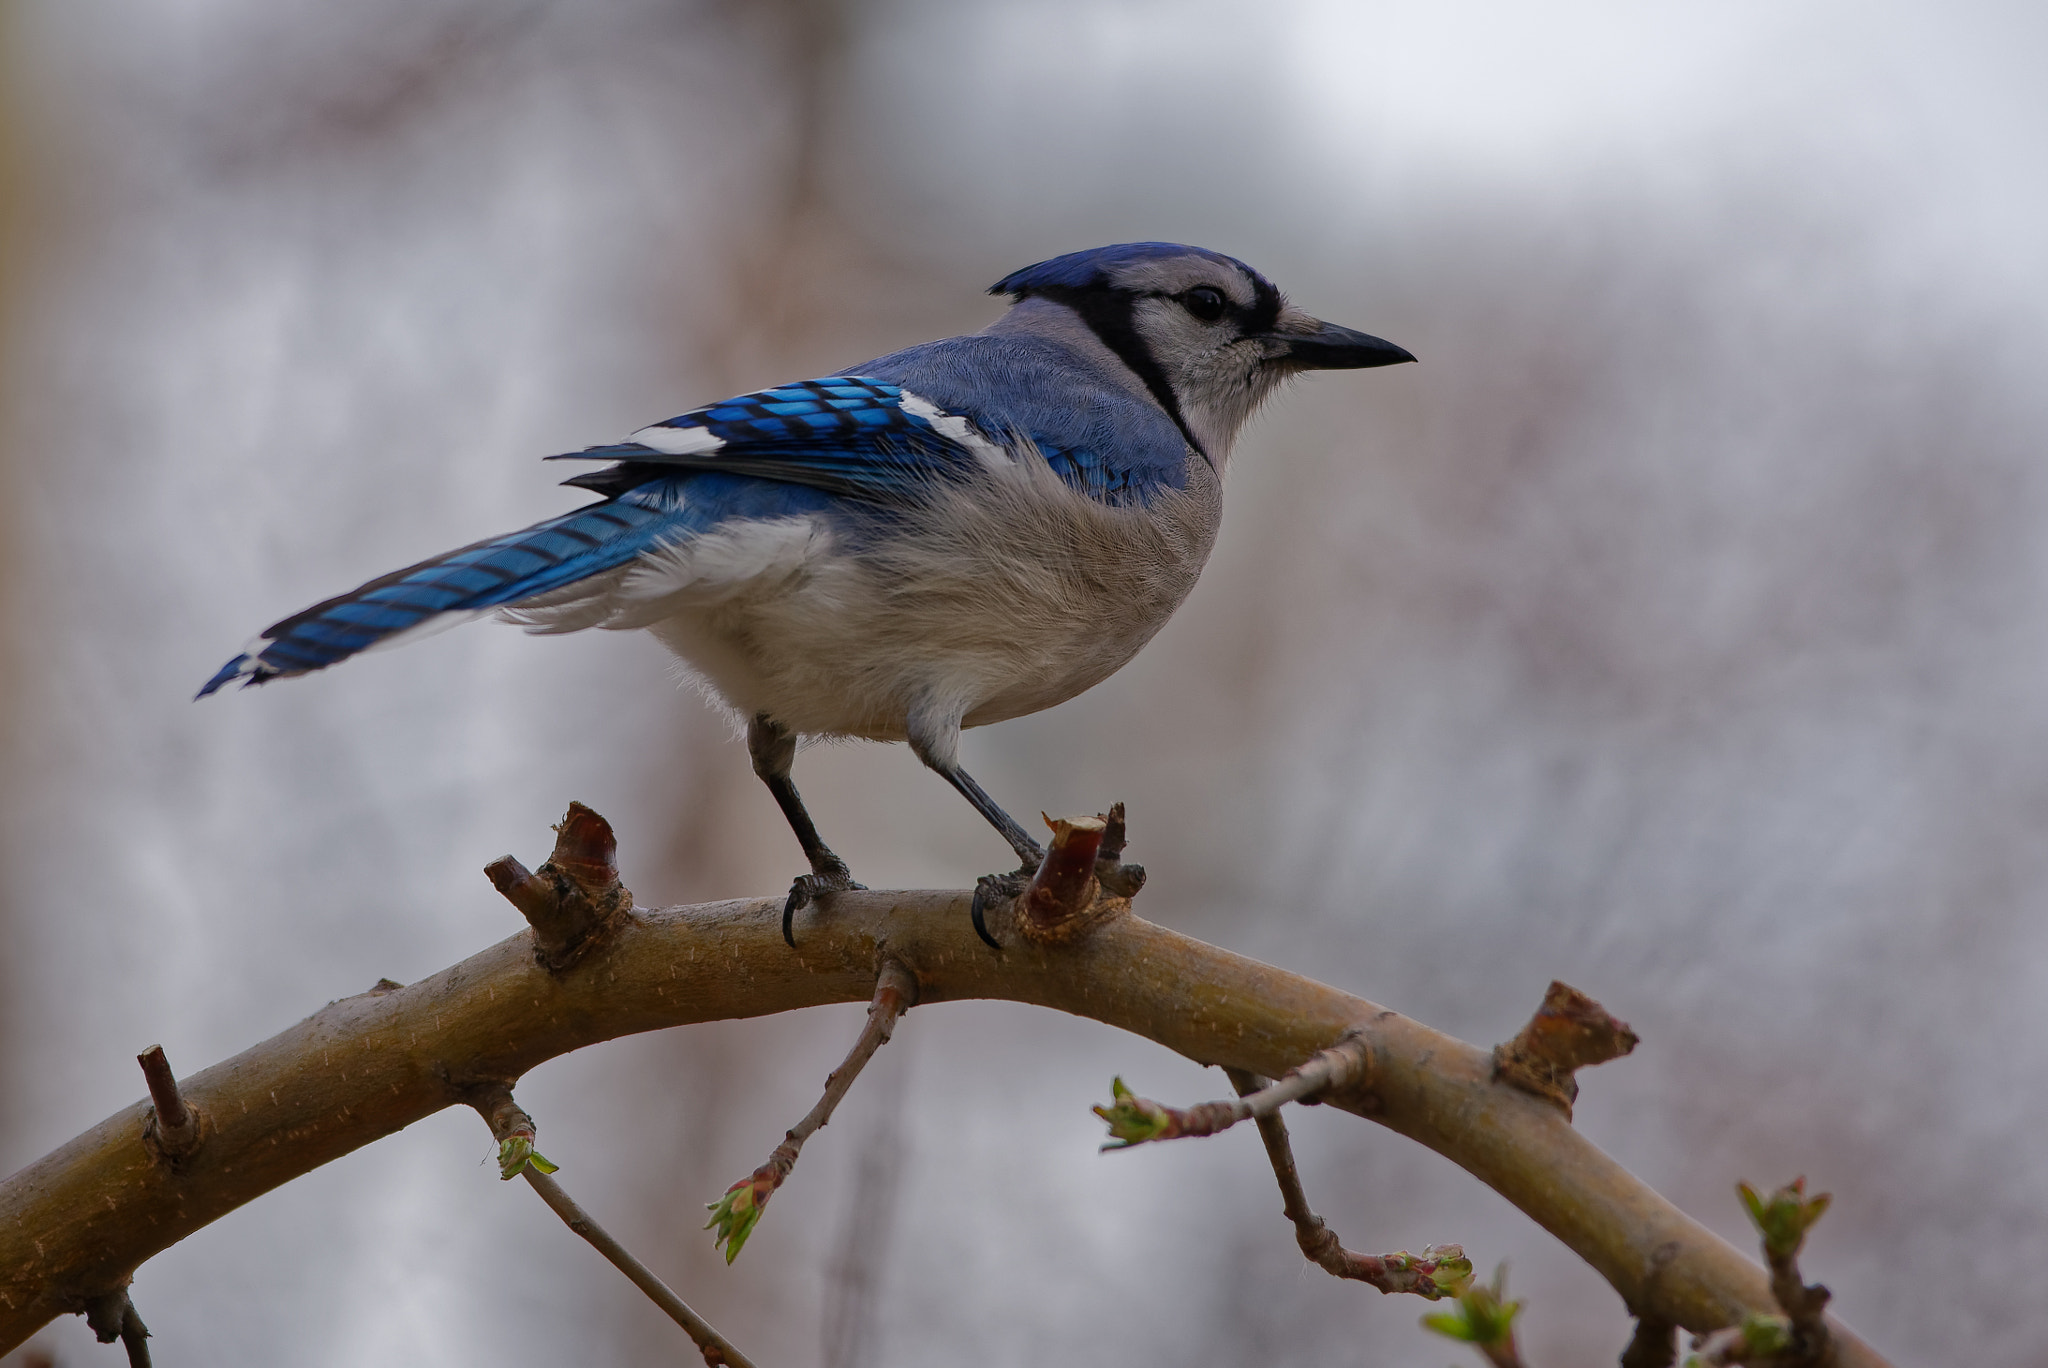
[0,815,1893,1363]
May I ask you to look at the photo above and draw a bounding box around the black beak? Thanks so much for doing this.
[1265,320,1415,369]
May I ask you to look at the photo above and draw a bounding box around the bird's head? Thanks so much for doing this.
[989,242,1413,464]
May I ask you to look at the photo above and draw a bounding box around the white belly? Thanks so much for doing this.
[624,457,1224,740]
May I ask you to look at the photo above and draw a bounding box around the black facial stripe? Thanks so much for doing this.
[1242,276,1283,336]
[1029,284,1206,458]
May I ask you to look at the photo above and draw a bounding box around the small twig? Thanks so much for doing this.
[82,1289,150,1368]
[1095,1035,1372,1147]
[1749,1180,1832,1355]
[1690,1180,1834,1366]
[522,1169,756,1368]
[471,1091,755,1368]
[1223,1067,1470,1299]
[484,802,634,970]
[706,959,919,1262]
[135,1046,200,1159]
[1622,1314,1679,1368]
[1491,980,1639,1119]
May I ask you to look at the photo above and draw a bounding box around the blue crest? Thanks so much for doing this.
[988,242,1266,297]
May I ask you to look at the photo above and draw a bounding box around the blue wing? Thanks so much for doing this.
[545,360,1192,507]
[548,376,1003,503]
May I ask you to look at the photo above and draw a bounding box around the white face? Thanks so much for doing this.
[1115,258,1326,463]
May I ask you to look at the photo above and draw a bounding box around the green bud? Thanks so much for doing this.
[705,1177,769,1264]
[1421,1244,1475,1298]
[1737,1177,1831,1260]
[496,1134,559,1181]
[1092,1077,1177,1149]
[1739,1311,1794,1355]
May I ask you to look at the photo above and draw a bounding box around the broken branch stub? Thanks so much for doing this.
[484,802,633,970]
[135,1046,200,1161]
[1019,816,1103,936]
[1093,801,1147,898]
[1018,813,1146,944]
[1492,980,1639,1119]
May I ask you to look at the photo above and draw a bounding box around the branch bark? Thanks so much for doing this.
[0,882,1891,1363]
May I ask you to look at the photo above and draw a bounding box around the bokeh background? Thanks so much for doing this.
[4,2,2045,1363]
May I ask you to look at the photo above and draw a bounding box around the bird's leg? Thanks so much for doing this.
[933,762,1047,869]
[748,714,863,947]
[907,719,1045,950]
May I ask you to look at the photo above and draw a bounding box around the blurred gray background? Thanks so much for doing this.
[3,1,2045,1363]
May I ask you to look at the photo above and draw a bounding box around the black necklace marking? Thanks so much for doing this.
[1024,284,1206,459]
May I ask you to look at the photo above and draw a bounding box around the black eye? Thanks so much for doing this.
[1181,287,1227,322]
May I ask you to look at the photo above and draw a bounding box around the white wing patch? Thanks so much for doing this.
[897,389,1012,471]
[628,423,726,456]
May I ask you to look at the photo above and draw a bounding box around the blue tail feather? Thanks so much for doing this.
[197,496,678,697]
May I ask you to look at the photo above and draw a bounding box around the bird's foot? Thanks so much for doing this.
[782,862,865,948]
[969,865,1036,951]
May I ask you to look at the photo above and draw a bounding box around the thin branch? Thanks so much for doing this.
[1222,1067,1469,1299]
[81,1289,150,1368]
[472,1092,757,1368]
[0,808,1893,1365]
[706,959,918,1261]
[523,1171,755,1368]
[1094,1036,1371,1145]
[1621,1316,1678,1368]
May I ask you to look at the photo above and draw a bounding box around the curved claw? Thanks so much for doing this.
[970,885,1001,950]
[782,871,865,948]
[781,884,804,949]
[969,870,1031,951]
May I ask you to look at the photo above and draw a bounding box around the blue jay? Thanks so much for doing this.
[201,242,1412,945]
